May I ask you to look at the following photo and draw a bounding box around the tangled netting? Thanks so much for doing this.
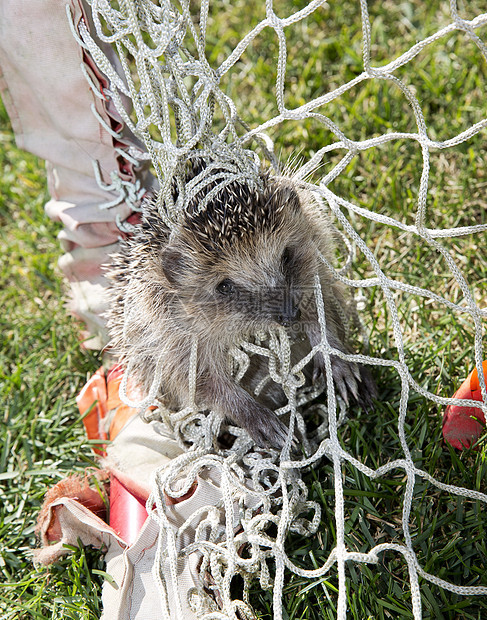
[69,1,487,617]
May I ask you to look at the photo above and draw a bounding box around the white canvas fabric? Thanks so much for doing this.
[35,414,258,619]
[0,0,153,347]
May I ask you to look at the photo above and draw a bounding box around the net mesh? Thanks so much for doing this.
[69,1,487,617]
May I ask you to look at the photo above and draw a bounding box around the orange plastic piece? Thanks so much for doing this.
[105,364,140,440]
[76,364,144,455]
[76,365,200,544]
[76,366,109,456]
[76,365,149,542]
[443,361,487,450]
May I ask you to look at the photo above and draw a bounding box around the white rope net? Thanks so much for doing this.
[70,1,487,617]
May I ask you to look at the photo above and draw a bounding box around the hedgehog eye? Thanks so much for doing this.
[216,278,235,296]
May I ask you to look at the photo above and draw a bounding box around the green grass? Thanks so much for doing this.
[1,0,487,618]
[0,104,103,618]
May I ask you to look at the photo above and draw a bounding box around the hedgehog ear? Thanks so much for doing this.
[161,247,187,285]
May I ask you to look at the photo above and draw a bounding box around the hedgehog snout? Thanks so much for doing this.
[273,290,302,327]
[276,304,301,327]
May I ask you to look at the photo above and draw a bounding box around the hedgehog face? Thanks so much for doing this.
[160,206,318,340]
[210,245,310,331]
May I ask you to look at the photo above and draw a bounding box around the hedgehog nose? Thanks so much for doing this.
[277,305,301,327]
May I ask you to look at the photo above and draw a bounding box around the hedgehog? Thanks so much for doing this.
[106,165,376,449]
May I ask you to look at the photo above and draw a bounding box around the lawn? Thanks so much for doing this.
[1,1,486,618]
